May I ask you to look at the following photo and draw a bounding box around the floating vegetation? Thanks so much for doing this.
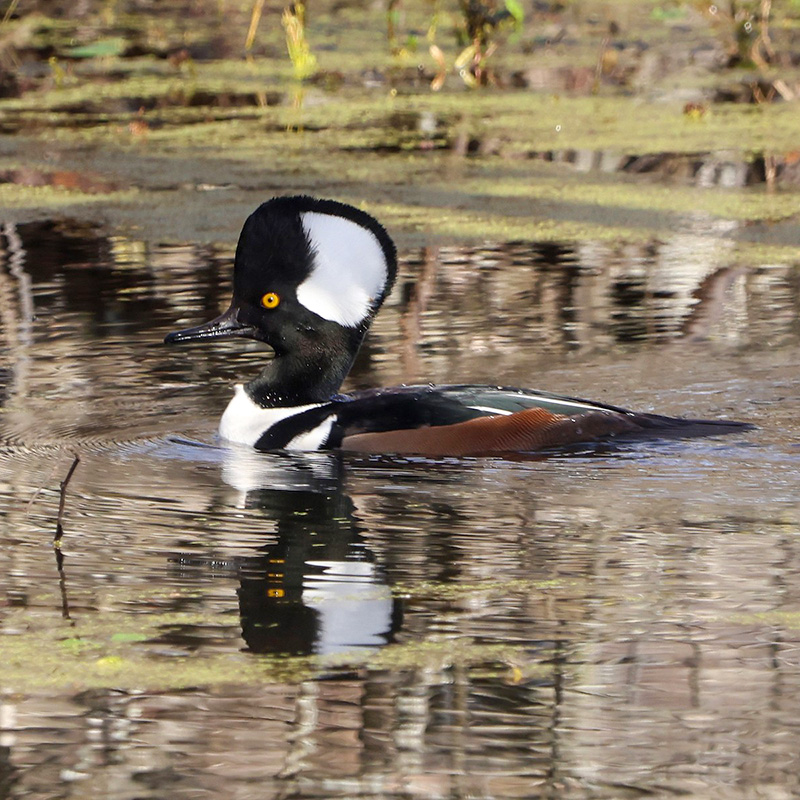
[0,605,540,691]
[1,2,799,248]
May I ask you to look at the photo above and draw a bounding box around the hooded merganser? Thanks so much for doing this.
[165,195,751,456]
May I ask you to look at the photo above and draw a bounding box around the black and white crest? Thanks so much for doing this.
[240,196,397,328]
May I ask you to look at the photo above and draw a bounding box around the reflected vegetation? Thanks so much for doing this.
[0,211,799,797]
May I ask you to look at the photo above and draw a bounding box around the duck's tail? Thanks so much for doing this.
[626,411,755,439]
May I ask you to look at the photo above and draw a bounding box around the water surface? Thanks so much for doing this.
[1,217,799,799]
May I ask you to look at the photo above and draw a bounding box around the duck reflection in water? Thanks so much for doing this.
[173,448,402,656]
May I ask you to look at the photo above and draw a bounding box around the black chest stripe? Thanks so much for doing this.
[254,405,339,450]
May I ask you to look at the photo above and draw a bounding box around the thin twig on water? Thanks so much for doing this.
[53,454,80,619]
[56,454,80,534]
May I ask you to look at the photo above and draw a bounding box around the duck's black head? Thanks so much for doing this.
[165,196,398,403]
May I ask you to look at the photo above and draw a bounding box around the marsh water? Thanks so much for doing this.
[1,210,799,799]
[2,0,800,793]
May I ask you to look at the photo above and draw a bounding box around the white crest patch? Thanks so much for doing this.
[297,211,388,327]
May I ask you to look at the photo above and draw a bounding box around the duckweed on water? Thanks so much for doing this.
[0,582,547,691]
[3,83,800,250]
[4,4,800,245]
[323,638,543,678]
[391,576,565,600]
[0,633,309,692]
[0,628,538,692]
[367,200,655,244]
[463,172,800,223]
[2,6,799,260]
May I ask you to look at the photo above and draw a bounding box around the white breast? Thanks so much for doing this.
[219,385,334,450]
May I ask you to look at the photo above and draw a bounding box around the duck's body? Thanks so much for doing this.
[166,196,751,456]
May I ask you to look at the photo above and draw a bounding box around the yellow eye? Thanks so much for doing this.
[261,292,280,309]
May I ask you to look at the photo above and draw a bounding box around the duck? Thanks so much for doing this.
[165,195,752,456]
